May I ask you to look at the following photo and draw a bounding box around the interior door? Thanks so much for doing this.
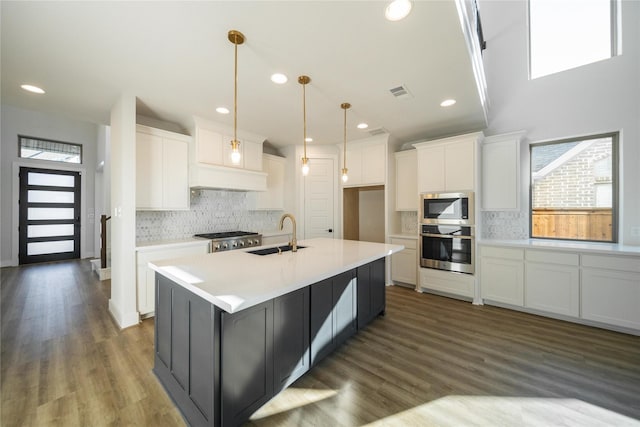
[304,158,335,239]
[19,167,81,264]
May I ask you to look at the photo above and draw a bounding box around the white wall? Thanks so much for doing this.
[0,104,98,266]
[359,189,385,243]
[109,94,139,329]
[479,0,640,245]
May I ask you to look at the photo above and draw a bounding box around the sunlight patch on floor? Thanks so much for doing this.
[363,396,640,427]
[250,387,338,420]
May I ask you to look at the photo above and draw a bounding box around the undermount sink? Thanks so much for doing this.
[248,245,306,256]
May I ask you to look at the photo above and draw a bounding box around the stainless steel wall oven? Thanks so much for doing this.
[420,225,475,274]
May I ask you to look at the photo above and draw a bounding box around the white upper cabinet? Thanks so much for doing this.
[136,125,190,211]
[481,131,525,211]
[394,150,417,211]
[342,136,387,187]
[414,132,482,194]
[190,117,267,191]
[249,154,285,210]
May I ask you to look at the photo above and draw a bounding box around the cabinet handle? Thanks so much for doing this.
[326,229,333,233]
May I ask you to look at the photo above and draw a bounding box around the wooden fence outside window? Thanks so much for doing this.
[532,208,612,241]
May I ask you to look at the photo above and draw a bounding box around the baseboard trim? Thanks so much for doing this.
[108,299,140,329]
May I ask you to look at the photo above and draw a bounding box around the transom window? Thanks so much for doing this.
[528,0,619,79]
[19,136,82,164]
[530,133,618,242]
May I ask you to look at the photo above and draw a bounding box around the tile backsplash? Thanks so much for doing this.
[136,189,283,242]
[481,210,529,240]
[400,211,418,235]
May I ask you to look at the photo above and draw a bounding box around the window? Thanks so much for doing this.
[19,136,82,164]
[528,0,618,79]
[530,133,618,242]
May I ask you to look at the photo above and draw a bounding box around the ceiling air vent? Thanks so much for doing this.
[368,127,388,136]
[389,84,413,99]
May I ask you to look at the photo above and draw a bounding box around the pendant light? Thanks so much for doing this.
[299,75,311,176]
[341,102,351,183]
[228,30,244,165]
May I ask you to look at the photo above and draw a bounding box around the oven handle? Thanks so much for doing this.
[421,233,474,239]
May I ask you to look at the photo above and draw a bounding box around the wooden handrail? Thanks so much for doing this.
[100,214,111,269]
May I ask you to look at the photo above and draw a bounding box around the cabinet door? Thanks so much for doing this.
[417,145,445,193]
[444,139,475,191]
[221,300,274,427]
[310,271,357,366]
[274,287,310,392]
[582,268,640,330]
[357,259,386,329]
[196,128,224,165]
[162,137,189,210]
[243,140,263,171]
[395,151,418,211]
[480,257,524,306]
[136,131,163,209]
[525,262,579,316]
[346,147,363,186]
[391,239,416,286]
[362,143,386,184]
[482,138,519,210]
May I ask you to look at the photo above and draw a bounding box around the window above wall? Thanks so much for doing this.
[530,133,618,243]
[528,0,619,79]
[19,136,82,164]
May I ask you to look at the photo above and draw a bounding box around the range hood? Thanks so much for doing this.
[190,164,267,192]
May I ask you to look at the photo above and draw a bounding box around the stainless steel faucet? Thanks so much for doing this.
[278,213,297,252]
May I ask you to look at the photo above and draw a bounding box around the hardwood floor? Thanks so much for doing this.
[2,260,639,426]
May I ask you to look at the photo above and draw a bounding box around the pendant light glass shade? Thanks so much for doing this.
[299,75,311,176]
[341,103,351,183]
[228,30,244,165]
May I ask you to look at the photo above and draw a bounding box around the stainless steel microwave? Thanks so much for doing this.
[420,191,474,225]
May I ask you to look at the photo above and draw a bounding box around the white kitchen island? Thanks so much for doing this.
[150,238,403,427]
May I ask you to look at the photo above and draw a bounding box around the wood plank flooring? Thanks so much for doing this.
[2,260,639,426]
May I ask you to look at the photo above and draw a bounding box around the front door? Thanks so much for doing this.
[19,167,81,264]
[304,158,335,239]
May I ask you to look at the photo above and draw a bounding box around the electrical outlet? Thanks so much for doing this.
[632,226,640,237]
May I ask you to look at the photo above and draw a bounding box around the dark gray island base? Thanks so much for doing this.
[153,258,386,427]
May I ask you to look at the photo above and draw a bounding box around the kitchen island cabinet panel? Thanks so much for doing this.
[221,300,274,427]
[310,270,357,366]
[357,258,386,329]
[274,287,310,392]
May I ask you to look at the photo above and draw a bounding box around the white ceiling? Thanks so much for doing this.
[1,1,486,149]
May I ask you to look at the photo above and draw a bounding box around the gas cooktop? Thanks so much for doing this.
[194,231,259,240]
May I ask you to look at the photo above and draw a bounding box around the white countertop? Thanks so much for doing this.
[479,238,640,256]
[149,238,404,313]
[388,233,418,240]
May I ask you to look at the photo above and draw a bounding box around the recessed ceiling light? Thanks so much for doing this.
[271,73,288,84]
[440,99,457,107]
[385,0,412,21]
[216,107,230,114]
[21,84,45,94]
[357,123,369,129]
[305,137,313,142]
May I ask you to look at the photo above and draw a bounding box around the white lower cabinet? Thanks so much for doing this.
[419,267,475,299]
[480,246,524,306]
[479,243,639,334]
[136,242,210,316]
[390,237,417,287]
[581,254,640,330]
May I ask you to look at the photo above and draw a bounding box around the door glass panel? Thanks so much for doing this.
[27,240,74,255]
[27,224,74,238]
[28,190,74,203]
[28,207,75,220]
[28,172,75,187]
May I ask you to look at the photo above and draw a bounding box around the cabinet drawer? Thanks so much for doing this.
[390,238,417,250]
[526,249,579,266]
[481,245,524,261]
[581,254,640,273]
